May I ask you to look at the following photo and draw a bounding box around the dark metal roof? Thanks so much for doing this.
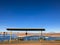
[7,28,45,31]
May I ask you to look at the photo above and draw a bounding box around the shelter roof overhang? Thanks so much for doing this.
[7,28,45,31]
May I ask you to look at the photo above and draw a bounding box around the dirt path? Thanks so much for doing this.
[0,43,60,45]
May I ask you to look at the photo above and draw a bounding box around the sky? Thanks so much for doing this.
[0,0,60,33]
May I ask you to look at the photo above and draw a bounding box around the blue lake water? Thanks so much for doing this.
[0,34,60,41]
[23,36,45,40]
[45,37,60,40]
[0,34,17,41]
[22,36,60,41]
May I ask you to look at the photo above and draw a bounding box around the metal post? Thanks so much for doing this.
[40,31,43,41]
[41,31,42,36]
[40,31,43,45]
[25,31,27,40]
[10,31,12,43]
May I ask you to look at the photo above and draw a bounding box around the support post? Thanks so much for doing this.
[40,31,43,41]
[25,31,27,40]
[9,31,12,43]
[41,31,42,36]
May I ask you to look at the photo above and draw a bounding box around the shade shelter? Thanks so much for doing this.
[6,28,45,41]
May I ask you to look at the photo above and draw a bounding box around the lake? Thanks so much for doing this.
[0,34,17,41]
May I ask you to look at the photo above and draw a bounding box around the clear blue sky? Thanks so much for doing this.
[0,0,60,33]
